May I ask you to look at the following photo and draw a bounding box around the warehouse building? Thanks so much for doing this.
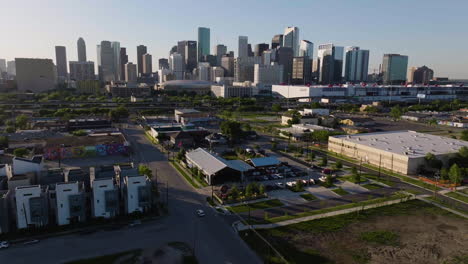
[328,130,468,175]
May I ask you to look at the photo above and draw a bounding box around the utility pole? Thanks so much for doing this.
[166,181,169,208]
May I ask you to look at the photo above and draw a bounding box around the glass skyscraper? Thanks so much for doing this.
[198,27,210,62]
[382,54,409,85]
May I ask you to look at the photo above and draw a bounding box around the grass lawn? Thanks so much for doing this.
[340,175,367,184]
[240,200,462,264]
[66,249,142,264]
[227,199,284,213]
[361,174,396,187]
[170,161,199,188]
[446,192,468,203]
[362,183,383,190]
[332,187,349,196]
[300,193,318,201]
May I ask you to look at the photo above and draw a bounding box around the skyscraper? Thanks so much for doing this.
[177,40,197,72]
[169,45,178,56]
[292,56,312,85]
[221,56,235,77]
[254,43,269,57]
[247,44,254,57]
[7,61,16,76]
[238,36,248,58]
[283,27,299,56]
[125,62,137,83]
[55,46,68,80]
[97,41,115,82]
[215,44,227,65]
[159,58,169,70]
[410,65,433,84]
[382,54,409,85]
[69,61,95,81]
[198,27,210,61]
[299,40,313,58]
[137,45,147,77]
[271,34,283,49]
[317,44,343,84]
[169,53,184,80]
[234,56,262,82]
[77,37,87,62]
[0,59,6,73]
[276,47,294,83]
[344,47,369,82]
[120,48,128,81]
[142,53,152,74]
[111,42,121,80]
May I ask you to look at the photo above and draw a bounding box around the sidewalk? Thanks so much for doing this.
[235,195,415,231]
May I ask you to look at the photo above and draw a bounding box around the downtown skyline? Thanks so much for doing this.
[1,0,468,78]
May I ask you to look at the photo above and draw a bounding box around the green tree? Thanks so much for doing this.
[245,183,254,198]
[229,185,239,200]
[0,136,8,148]
[325,175,333,188]
[15,114,29,130]
[4,126,15,133]
[354,172,361,184]
[320,156,328,166]
[440,168,449,181]
[351,166,358,176]
[271,103,282,116]
[259,184,265,195]
[308,152,315,161]
[109,106,129,121]
[461,130,468,141]
[176,148,186,161]
[295,179,304,191]
[72,130,87,136]
[449,164,463,189]
[220,120,242,142]
[390,105,403,121]
[335,161,343,169]
[138,164,153,178]
[13,148,29,158]
[424,153,442,170]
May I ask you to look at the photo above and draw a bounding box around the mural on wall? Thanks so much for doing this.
[43,144,129,160]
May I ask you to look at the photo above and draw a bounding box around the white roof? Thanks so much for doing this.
[186,148,254,175]
[331,130,468,158]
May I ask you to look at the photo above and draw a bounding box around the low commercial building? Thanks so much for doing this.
[328,130,468,175]
[55,182,86,225]
[300,108,330,116]
[12,156,44,175]
[281,115,319,125]
[279,124,335,141]
[340,117,375,127]
[157,80,212,95]
[15,185,49,229]
[211,83,256,98]
[67,118,112,131]
[174,109,208,124]
[185,148,253,185]
[105,82,151,97]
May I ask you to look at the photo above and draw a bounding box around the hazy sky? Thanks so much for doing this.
[1,0,468,78]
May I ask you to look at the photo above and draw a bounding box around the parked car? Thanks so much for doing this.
[262,176,269,181]
[275,182,285,189]
[128,220,142,227]
[0,241,9,249]
[286,181,296,187]
[196,209,205,217]
[322,168,333,175]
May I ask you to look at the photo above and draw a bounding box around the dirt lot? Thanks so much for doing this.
[241,200,468,264]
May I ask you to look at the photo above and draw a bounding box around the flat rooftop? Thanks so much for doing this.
[331,130,468,158]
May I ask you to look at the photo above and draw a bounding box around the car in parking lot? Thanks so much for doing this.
[275,182,285,189]
[0,241,9,249]
[196,209,205,217]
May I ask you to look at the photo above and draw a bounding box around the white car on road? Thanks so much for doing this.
[0,241,10,249]
[196,209,205,217]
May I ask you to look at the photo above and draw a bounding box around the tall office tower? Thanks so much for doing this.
[55,46,68,80]
[254,43,269,57]
[271,34,283,49]
[382,54,409,85]
[254,63,284,85]
[181,41,197,72]
[276,47,294,84]
[292,56,312,84]
[234,56,262,82]
[247,44,254,57]
[221,56,235,77]
[111,42,121,80]
[15,58,57,92]
[158,58,169,70]
[317,43,344,84]
[283,27,300,56]
[197,62,211,81]
[215,44,227,65]
[120,48,128,81]
[407,67,417,83]
[228,51,235,57]
[137,45,147,76]
[142,53,152,74]
[7,61,16,76]
[169,53,184,80]
[299,40,313,58]
[410,65,434,84]
[201,55,217,66]
[262,49,276,65]
[198,27,210,62]
[211,67,225,82]
[97,41,115,82]
[344,47,369,82]
[0,59,6,73]
[124,62,137,83]
[238,36,248,58]
[77,37,87,62]
[169,45,178,56]
[69,61,95,81]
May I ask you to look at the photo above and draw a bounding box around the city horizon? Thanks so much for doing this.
[1,0,468,79]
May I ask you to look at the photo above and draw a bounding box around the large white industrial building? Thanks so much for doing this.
[272,84,468,102]
[328,130,468,175]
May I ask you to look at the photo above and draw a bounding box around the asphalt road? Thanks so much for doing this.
[0,126,261,264]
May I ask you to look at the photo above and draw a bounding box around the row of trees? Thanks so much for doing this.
[227,183,266,201]
[424,148,468,186]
